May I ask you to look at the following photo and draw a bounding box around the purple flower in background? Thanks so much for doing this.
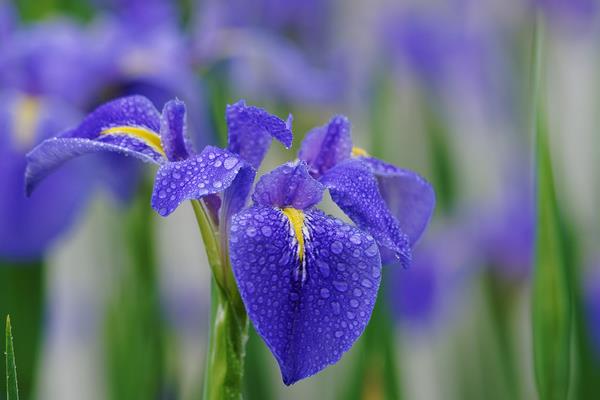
[193,0,344,105]
[585,268,600,358]
[26,95,292,218]
[230,161,382,384]
[0,92,93,260]
[298,116,435,266]
[536,0,599,28]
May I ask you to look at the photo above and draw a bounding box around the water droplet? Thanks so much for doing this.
[350,299,359,308]
[372,267,381,279]
[333,281,348,292]
[361,278,373,288]
[353,288,362,297]
[213,181,223,188]
[334,330,344,338]
[349,234,362,245]
[330,240,343,255]
[224,157,238,170]
[365,243,378,257]
[331,302,341,315]
[173,172,181,180]
[158,190,166,199]
[246,282,255,293]
[320,288,330,298]
[213,159,222,167]
[261,226,272,237]
[317,260,330,278]
[246,227,257,237]
[346,311,355,320]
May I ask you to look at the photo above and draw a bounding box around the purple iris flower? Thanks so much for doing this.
[585,267,600,358]
[298,115,436,267]
[25,95,292,220]
[0,91,93,260]
[230,161,382,385]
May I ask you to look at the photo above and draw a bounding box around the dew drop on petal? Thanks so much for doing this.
[361,278,373,288]
[246,227,257,237]
[224,157,238,170]
[317,260,330,278]
[365,243,378,257]
[333,281,348,292]
[330,240,343,255]
[349,234,362,245]
[320,288,330,299]
[261,226,272,237]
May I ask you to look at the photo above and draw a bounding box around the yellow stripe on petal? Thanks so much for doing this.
[351,146,369,158]
[100,125,166,157]
[282,207,305,262]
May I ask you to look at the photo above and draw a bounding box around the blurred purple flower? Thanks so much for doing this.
[536,0,599,28]
[193,0,345,105]
[585,267,600,357]
[0,92,93,261]
[389,221,478,328]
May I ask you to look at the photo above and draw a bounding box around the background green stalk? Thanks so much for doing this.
[0,261,43,400]
[5,316,19,400]
[104,179,167,400]
[243,326,275,400]
[530,14,572,400]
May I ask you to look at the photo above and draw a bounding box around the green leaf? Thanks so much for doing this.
[6,316,19,400]
[530,16,572,400]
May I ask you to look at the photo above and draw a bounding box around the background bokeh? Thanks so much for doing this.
[1,0,600,399]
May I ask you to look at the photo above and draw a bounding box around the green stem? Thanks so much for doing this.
[530,13,572,400]
[5,316,19,400]
[192,200,248,400]
[0,261,43,400]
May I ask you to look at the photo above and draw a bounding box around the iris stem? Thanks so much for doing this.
[192,199,249,400]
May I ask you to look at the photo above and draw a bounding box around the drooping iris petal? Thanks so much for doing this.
[25,95,166,194]
[359,156,435,246]
[321,159,411,266]
[230,206,381,385]
[151,146,248,216]
[160,99,193,161]
[298,115,351,177]
[226,100,293,169]
[252,161,324,209]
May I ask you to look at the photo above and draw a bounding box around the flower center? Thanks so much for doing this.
[351,146,369,157]
[282,207,305,262]
[100,125,166,157]
[13,95,40,150]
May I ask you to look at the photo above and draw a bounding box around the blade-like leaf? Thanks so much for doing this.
[6,315,19,400]
[531,15,572,400]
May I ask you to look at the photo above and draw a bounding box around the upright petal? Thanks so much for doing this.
[226,100,293,169]
[252,161,324,210]
[321,159,411,266]
[230,206,381,385]
[298,115,351,177]
[160,99,194,161]
[151,146,249,216]
[360,156,435,246]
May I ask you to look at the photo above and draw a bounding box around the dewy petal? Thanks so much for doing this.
[151,145,248,216]
[321,159,411,267]
[25,136,158,195]
[359,156,435,246]
[230,206,381,385]
[160,99,194,161]
[25,95,166,195]
[252,161,324,210]
[226,100,293,169]
[298,115,352,177]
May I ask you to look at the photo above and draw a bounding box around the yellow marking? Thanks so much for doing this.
[351,146,369,157]
[100,125,165,157]
[282,208,305,262]
[13,96,40,150]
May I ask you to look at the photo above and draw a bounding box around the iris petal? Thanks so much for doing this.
[252,161,324,210]
[151,146,248,216]
[298,115,352,177]
[160,99,194,161]
[226,100,293,169]
[321,159,411,266]
[230,206,381,385]
[360,156,435,246]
